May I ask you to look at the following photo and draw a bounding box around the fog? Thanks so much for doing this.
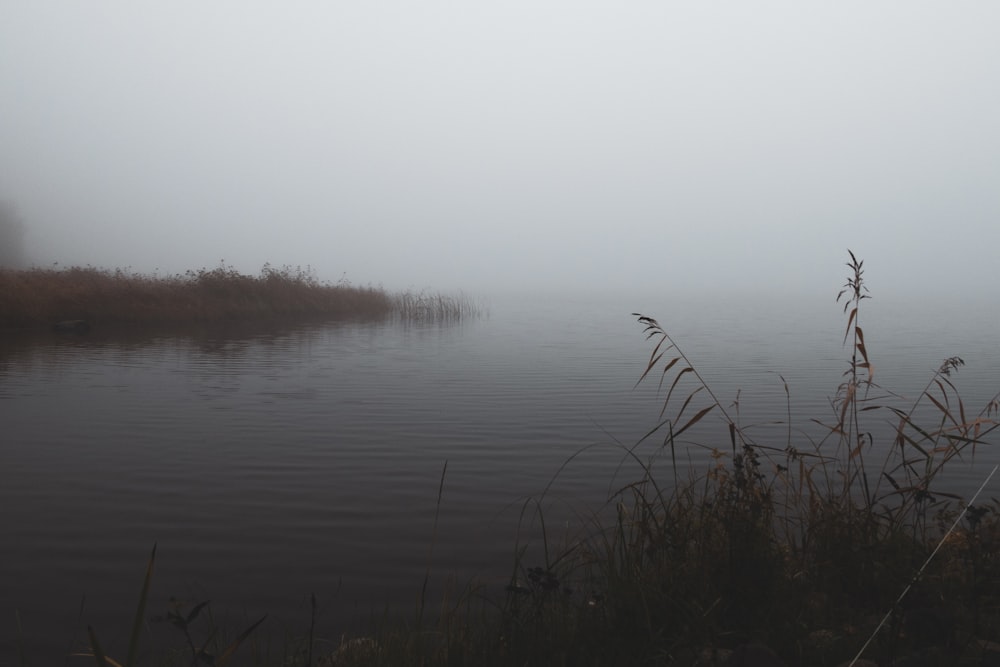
[1,2,998,298]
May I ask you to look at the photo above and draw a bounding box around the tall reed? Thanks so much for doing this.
[490,250,1000,666]
[390,289,483,323]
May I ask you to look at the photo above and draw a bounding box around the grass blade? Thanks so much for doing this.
[673,404,716,440]
[214,615,267,666]
[126,544,156,667]
[87,626,123,667]
[843,306,857,343]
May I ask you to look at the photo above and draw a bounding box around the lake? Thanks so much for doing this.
[2,289,999,661]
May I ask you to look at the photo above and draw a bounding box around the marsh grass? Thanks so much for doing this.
[0,264,479,331]
[391,290,484,323]
[479,251,1000,666]
[315,252,1000,666]
[17,252,1000,666]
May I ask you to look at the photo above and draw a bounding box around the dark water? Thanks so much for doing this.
[2,291,999,661]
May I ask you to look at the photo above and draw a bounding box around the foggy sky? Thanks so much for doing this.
[1,2,998,297]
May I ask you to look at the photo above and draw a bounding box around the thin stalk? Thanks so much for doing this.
[848,464,1000,666]
[418,459,448,627]
[126,544,156,667]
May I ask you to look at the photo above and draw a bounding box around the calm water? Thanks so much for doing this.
[2,291,999,660]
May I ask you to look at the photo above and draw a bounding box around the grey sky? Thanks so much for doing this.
[1,2,997,297]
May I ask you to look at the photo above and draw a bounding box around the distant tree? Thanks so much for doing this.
[0,200,26,268]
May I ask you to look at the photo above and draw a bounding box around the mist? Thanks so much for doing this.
[1,2,998,298]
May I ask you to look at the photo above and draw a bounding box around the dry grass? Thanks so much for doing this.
[481,250,1000,666]
[300,252,1000,667]
[15,253,1000,666]
[0,264,479,331]
[391,289,484,323]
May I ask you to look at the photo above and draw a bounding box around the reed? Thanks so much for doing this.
[15,252,1000,666]
[483,250,1000,666]
[318,252,1000,666]
[390,289,484,323]
[0,264,480,331]
[73,545,267,667]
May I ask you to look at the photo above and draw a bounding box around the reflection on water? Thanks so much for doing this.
[1,292,999,660]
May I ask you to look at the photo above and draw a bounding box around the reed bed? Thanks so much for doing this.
[472,251,1000,667]
[390,289,484,323]
[16,253,1000,666]
[0,264,479,331]
[333,252,1000,666]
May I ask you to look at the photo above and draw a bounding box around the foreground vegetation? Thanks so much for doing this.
[0,264,478,331]
[323,253,1000,666]
[18,253,1000,666]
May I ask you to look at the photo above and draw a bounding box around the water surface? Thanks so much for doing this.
[2,290,998,660]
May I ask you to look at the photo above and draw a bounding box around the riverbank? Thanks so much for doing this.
[0,264,478,331]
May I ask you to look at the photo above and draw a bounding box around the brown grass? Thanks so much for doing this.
[305,251,1000,666]
[0,264,477,331]
[490,249,1000,665]
[16,252,1000,666]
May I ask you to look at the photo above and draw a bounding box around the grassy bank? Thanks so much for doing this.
[18,253,1000,666]
[0,264,478,331]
